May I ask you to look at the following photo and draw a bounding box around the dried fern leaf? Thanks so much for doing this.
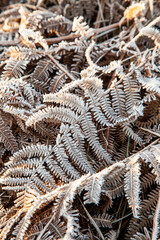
[62,130,93,174]
[69,123,94,174]
[26,106,78,127]
[49,71,67,93]
[122,123,143,146]
[0,116,18,153]
[140,27,160,47]
[0,144,68,205]
[131,231,151,240]
[126,188,160,239]
[124,154,141,218]
[136,70,160,96]
[152,191,160,240]
[83,162,125,204]
[44,92,87,114]
[80,113,112,165]
[27,214,66,240]
[141,144,160,184]
[30,58,55,91]
[53,140,81,180]
[1,59,29,80]
[0,162,124,240]
[27,11,72,36]
[93,213,112,228]
[5,46,44,61]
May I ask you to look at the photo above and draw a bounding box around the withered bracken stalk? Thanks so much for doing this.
[0,19,127,46]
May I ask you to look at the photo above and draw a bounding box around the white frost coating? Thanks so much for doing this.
[129,104,144,118]
[152,192,160,240]
[72,16,93,40]
[124,154,141,218]
[59,174,90,216]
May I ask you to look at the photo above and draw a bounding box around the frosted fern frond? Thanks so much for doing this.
[0,144,68,198]
[1,2,160,239]
[136,70,160,96]
[152,191,160,240]
[26,106,78,127]
[83,162,125,204]
[5,46,45,61]
[30,58,55,91]
[124,154,141,218]
[1,59,29,80]
[44,92,87,114]
[72,16,93,40]
[0,162,124,240]
[19,8,48,51]
[0,115,18,153]
[140,27,160,48]
[122,123,143,145]
[80,112,113,164]
[0,78,39,107]
[53,139,81,180]
[141,144,160,184]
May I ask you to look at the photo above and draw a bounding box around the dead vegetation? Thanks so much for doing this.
[0,0,160,239]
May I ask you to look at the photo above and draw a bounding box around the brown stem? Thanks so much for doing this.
[46,33,80,45]
[47,53,76,82]
[46,19,127,45]
[93,18,127,34]
[0,19,127,47]
[95,0,105,29]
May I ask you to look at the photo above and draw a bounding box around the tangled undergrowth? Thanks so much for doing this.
[0,0,160,239]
